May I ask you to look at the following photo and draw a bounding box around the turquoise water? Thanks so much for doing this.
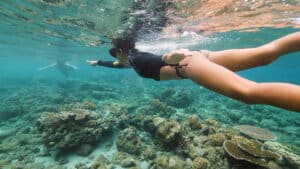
[0,1,300,169]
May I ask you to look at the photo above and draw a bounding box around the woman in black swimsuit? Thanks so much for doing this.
[87,32,300,112]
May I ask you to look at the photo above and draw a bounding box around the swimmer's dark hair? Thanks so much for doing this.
[109,37,136,57]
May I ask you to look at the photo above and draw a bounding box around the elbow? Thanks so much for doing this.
[226,84,260,105]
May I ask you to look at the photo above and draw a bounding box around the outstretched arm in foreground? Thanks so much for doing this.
[204,32,300,71]
[178,54,300,113]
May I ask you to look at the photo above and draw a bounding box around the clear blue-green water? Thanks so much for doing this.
[0,0,300,169]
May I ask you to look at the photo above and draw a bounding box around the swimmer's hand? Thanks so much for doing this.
[113,60,120,66]
[162,49,194,64]
[86,60,98,66]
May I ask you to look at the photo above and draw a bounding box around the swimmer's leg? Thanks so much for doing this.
[206,32,300,72]
[179,55,300,112]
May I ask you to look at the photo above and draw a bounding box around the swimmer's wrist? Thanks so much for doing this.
[113,60,120,66]
[97,60,102,65]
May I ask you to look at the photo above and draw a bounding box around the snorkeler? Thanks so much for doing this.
[87,32,300,112]
[38,59,78,76]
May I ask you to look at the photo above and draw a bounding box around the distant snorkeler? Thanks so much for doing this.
[38,59,78,76]
[87,32,300,113]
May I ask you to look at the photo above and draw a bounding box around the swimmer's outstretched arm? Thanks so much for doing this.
[203,32,300,72]
[37,63,57,71]
[86,60,129,68]
[65,62,78,70]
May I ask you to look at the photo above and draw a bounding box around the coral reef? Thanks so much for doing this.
[36,109,114,154]
[0,70,299,169]
[90,154,110,169]
[223,136,282,168]
[224,139,269,167]
[153,117,184,147]
[111,152,138,168]
[264,141,300,168]
[117,127,143,155]
[137,99,176,118]
[192,157,210,169]
[151,155,185,169]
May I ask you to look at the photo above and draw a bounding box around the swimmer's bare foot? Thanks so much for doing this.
[163,49,194,64]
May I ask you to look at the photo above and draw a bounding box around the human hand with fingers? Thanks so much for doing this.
[162,48,196,64]
[86,60,99,66]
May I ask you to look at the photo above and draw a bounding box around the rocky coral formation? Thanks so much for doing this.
[223,136,282,168]
[263,141,300,168]
[111,152,139,168]
[90,154,111,169]
[153,117,184,147]
[137,99,176,118]
[117,127,143,155]
[192,157,210,169]
[151,155,186,169]
[36,109,114,154]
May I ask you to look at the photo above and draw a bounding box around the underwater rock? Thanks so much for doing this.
[234,125,277,141]
[151,155,186,169]
[153,117,166,127]
[75,144,95,156]
[208,133,227,146]
[160,88,194,108]
[135,99,176,118]
[36,108,114,152]
[154,118,183,147]
[263,141,300,168]
[188,116,203,130]
[55,151,69,165]
[112,152,138,168]
[117,127,143,155]
[192,157,209,169]
[141,146,156,160]
[90,154,109,169]
[75,163,89,169]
